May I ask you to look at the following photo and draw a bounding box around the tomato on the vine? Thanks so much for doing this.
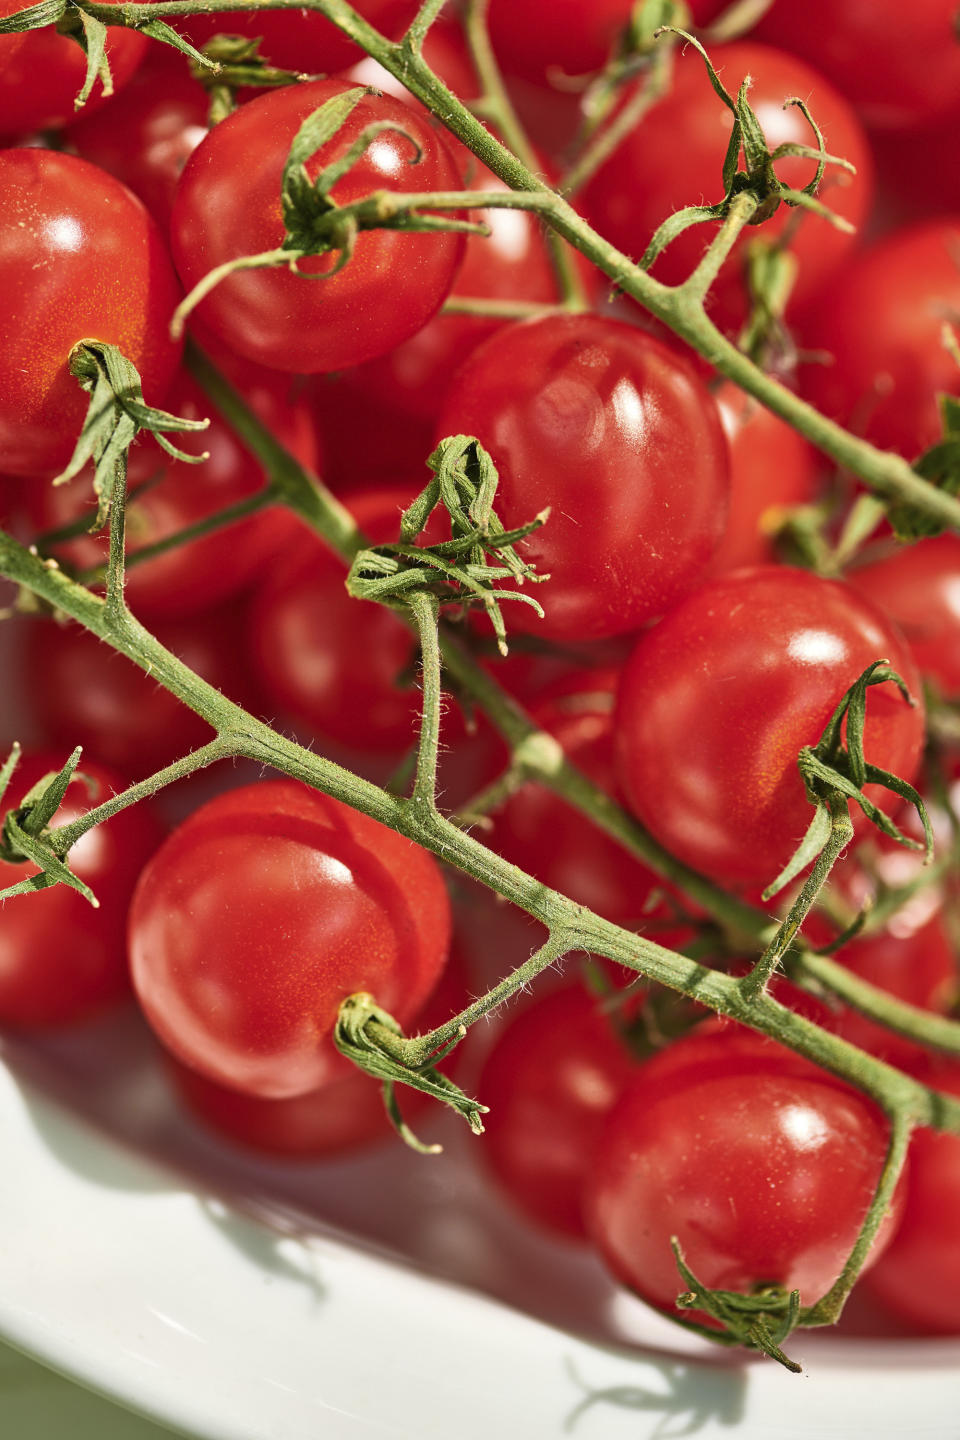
[0,149,183,478]
[615,567,926,889]
[585,1028,903,1324]
[848,535,960,700]
[0,754,164,1026]
[170,80,467,374]
[128,779,451,1099]
[435,313,730,640]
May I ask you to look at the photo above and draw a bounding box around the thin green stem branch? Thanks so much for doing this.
[408,589,442,809]
[681,190,759,302]
[401,0,448,52]
[560,51,672,198]
[104,453,129,621]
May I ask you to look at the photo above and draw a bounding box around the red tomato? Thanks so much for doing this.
[22,364,315,620]
[23,602,264,778]
[847,536,960,700]
[0,149,182,478]
[585,1029,903,1323]
[479,981,637,1238]
[67,45,211,232]
[581,43,873,333]
[164,938,470,1158]
[170,81,466,374]
[0,753,163,1026]
[863,1060,960,1334]
[0,0,147,136]
[755,0,960,132]
[0,0,27,75]
[250,484,464,754]
[488,0,639,83]
[128,779,451,1099]
[796,221,960,461]
[488,667,692,934]
[179,0,419,75]
[707,382,821,575]
[615,567,926,888]
[434,314,730,640]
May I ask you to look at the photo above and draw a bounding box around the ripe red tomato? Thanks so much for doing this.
[862,1060,960,1334]
[434,314,730,640]
[128,779,451,1099]
[0,149,182,478]
[170,81,466,373]
[67,45,211,232]
[581,43,873,333]
[487,0,639,84]
[479,981,637,1239]
[847,536,960,700]
[164,938,469,1158]
[615,567,926,889]
[250,484,465,754]
[585,1029,903,1323]
[23,602,263,778]
[0,753,163,1026]
[754,0,960,132]
[0,0,147,137]
[707,381,821,575]
[22,363,315,620]
[796,221,960,462]
[179,0,420,75]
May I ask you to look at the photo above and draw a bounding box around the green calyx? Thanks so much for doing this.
[671,1241,803,1373]
[0,745,98,906]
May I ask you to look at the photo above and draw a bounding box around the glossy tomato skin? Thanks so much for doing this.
[250,485,461,754]
[847,535,960,699]
[22,364,314,619]
[24,602,264,778]
[170,81,466,374]
[165,938,469,1158]
[585,1029,902,1320]
[435,314,730,641]
[0,754,164,1027]
[128,779,451,1099]
[863,1060,960,1334]
[796,221,960,462]
[615,567,926,889]
[755,0,960,132]
[582,44,873,333]
[479,981,637,1239]
[0,150,182,478]
[488,0,637,83]
[67,45,211,232]
[0,1,147,137]
[707,381,820,575]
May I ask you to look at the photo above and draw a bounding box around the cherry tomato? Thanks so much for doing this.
[179,0,419,76]
[478,980,637,1239]
[847,536,960,700]
[0,0,28,75]
[67,45,211,232]
[0,0,147,137]
[22,363,315,619]
[796,220,960,461]
[250,484,467,754]
[170,81,466,374]
[0,149,182,478]
[23,601,264,779]
[435,313,730,640]
[615,567,926,889]
[585,1028,903,1323]
[755,0,960,132]
[581,43,873,333]
[0,753,163,1026]
[707,381,821,575]
[863,1059,960,1334]
[488,0,638,84]
[165,937,469,1158]
[128,778,451,1098]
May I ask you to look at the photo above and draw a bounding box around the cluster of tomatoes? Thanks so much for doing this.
[2,0,960,1357]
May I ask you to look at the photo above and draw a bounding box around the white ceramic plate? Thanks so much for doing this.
[1,1002,959,1440]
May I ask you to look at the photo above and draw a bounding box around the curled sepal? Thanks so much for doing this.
[334,992,487,1149]
[349,436,549,654]
[671,1241,803,1373]
[0,746,99,907]
[68,7,112,110]
[55,341,210,531]
[0,0,64,30]
[644,26,856,268]
[189,34,305,122]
